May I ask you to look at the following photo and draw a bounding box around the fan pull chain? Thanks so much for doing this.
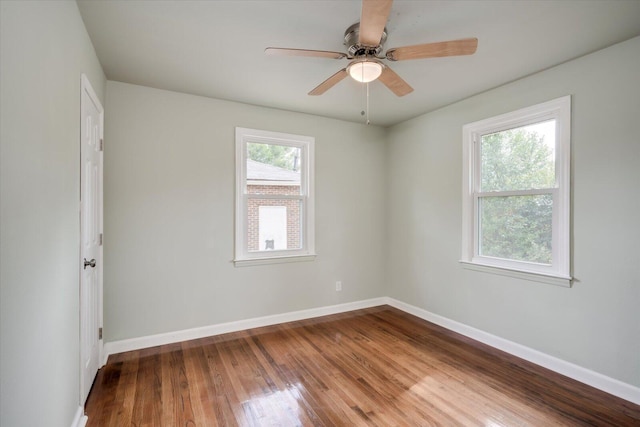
[366,82,371,125]
[360,78,371,125]
[360,62,371,125]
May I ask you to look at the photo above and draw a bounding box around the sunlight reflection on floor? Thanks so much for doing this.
[243,383,306,425]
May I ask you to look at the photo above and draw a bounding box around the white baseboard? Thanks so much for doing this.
[70,406,87,427]
[385,297,640,405]
[102,297,387,365]
[101,296,640,405]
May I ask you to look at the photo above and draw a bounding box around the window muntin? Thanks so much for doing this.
[462,96,571,284]
[235,128,314,265]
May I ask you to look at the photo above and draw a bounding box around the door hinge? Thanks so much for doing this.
[98,327,103,340]
[99,233,103,246]
[99,138,104,151]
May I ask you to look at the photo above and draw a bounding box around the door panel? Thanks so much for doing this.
[80,74,103,404]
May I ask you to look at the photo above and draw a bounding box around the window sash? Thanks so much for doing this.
[473,188,558,273]
[243,139,308,196]
[477,120,557,193]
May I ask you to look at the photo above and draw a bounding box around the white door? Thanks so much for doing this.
[259,206,287,250]
[80,74,103,404]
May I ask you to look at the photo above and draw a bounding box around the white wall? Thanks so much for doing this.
[386,36,640,388]
[104,81,387,341]
[0,1,106,426]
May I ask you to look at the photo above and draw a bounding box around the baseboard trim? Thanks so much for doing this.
[102,297,387,365]
[385,297,640,405]
[101,296,639,405]
[70,406,87,427]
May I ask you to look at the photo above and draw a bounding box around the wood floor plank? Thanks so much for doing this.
[199,337,242,426]
[85,306,640,426]
[244,332,321,425]
[181,341,219,426]
[108,351,139,426]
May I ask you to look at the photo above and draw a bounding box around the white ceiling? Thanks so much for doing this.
[77,0,640,127]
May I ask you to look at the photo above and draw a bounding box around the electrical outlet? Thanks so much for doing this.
[335,281,342,291]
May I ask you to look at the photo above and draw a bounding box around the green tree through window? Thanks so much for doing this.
[479,126,555,264]
[247,143,300,171]
[481,128,554,192]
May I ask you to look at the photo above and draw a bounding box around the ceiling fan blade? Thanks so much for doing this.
[359,0,393,47]
[386,38,478,61]
[378,66,413,97]
[265,47,347,59]
[308,68,348,96]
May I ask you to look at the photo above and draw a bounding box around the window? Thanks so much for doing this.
[235,127,315,265]
[461,96,571,285]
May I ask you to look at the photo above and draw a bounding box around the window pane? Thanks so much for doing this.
[481,120,555,192]
[247,143,301,195]
[247,198,302,252]
[479,194,552,264]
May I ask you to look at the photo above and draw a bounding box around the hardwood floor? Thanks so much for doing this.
[85,306,640,426]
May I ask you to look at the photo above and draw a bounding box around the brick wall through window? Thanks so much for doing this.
[247,184,301,251]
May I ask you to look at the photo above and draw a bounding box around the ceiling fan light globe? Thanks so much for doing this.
[348,61,383,83]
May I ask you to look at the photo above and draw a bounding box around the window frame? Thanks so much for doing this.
[235,127,315,266]
[461,96,571,286]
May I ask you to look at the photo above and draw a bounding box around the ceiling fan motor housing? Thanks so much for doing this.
[344,22,387,57]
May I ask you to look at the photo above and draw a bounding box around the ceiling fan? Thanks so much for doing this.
[265,0,478,97]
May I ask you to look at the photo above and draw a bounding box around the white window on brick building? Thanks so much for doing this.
[235,127,315,265]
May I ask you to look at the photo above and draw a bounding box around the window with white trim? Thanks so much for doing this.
[235,127,315,266]
[461,96,571,285]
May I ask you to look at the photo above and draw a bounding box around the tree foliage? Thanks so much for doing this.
[481,129,554,191]
[479,128,554,264]
[247,143,300,171]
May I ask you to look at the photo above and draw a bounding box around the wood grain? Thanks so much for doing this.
[378,66,413,97]
[386,38,478,61]
[86,306,640,426]
[308,69,348,96]
[265,48,347,60]
[359,0,393,47]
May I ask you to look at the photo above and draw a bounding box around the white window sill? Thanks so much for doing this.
[234,254,316,267]
[459,261,572,287]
